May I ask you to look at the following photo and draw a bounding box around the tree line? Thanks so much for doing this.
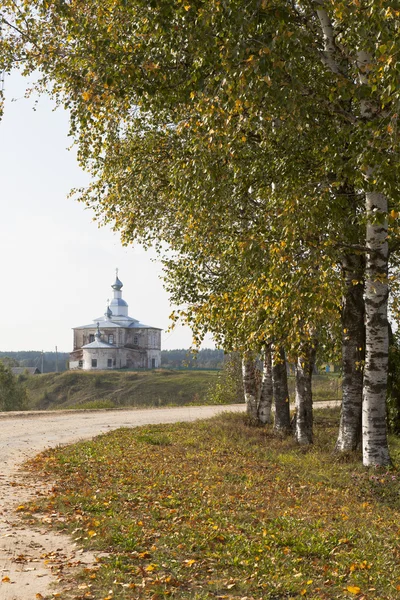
[0,349,225,371]
[1,1,400,464]
[0,351,70,373]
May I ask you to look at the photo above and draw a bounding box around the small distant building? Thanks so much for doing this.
[11,367,41,375]
[320,363,336,374]
[69,272,162,370]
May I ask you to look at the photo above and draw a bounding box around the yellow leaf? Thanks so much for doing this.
[184,559,196,566]
[2,576,11,583]
[184,4,191,10]
[390,209,398,218]
[241,136,247,142]
[82,91,90,101]
[145,564,156,572]
[88,530,96,537]
[347,586,361,594]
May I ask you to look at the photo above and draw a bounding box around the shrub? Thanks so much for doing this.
[387,331,400,434]
[207,353,244,404]
[0,362,27,411]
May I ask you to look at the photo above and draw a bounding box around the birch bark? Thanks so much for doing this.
[362,190,391,465]
[294,343,317,446]
[357,49,391,466]
[335,253,364,452]
[242,353,259,424]
[258,344,273,425]
[272,347,291,433]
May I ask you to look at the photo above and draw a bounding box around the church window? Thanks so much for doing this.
[92,359,97,368]
[134,335,138,345]
[108,334,114,344]
[107,359,112,367]
[78,360,83,368]
[89,334,95,343]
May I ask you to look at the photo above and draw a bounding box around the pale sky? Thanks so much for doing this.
[0,73,214,352]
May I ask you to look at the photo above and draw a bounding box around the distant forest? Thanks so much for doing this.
[0,348,224,372]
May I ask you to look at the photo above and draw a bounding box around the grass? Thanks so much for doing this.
[21,370,341,412]
[23,369,220,410]
[22,408,400,600]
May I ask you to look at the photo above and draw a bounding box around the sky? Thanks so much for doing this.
[0,72,214,353]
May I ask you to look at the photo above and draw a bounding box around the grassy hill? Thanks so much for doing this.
[24,369,222,410]
[21,369,340,412]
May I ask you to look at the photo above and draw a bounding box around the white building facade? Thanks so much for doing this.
[70,273,162,370]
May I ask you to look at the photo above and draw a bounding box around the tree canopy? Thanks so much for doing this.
[2,0,400,463]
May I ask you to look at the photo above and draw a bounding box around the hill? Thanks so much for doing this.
[24,369,224,410]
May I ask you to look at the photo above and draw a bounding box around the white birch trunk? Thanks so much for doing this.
[335,252,364,452]
[272,347,291,433]
[258,344,273,425]
[294,344,316,446]
[357,50,391,466]
[242,353,259,424]
[362,190,391,466]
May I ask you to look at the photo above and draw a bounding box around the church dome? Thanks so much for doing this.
[112,276,123,291]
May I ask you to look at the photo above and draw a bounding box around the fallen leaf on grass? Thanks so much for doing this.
[184,559,196,566]
[347,586,361,595]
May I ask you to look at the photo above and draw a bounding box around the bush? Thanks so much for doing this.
[387,332,400,435]
[0,362,27,411]
[207,353,244,404]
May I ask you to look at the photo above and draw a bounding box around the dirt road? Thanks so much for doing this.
[0,405,246,599]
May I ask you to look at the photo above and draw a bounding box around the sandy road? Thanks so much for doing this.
[0,405,245,599]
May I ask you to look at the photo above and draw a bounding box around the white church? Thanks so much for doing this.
[69,272,162,370]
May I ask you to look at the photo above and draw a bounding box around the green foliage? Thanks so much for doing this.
[387,333,400,435]
[0,356,20,368]
[207,353,244,405]
[24,410,400,599]
[0,351,69,373]
[0,362,27,411]
[161,348,224,368]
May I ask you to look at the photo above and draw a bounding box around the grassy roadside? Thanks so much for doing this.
[22,409,400,599]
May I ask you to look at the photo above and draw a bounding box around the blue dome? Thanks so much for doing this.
[110,298,128,307]
[112,277,123,291]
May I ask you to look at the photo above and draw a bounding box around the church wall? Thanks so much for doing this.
[139,329,161,350]
[146,349,162,369]
[74,328,97,350]
[125,329,144,348]
[74,328,120,349]
[82,348,118,370]
[80,347,148,370]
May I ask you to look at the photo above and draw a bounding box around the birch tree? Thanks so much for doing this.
[258,344,273,425]
[2,0,400,463]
